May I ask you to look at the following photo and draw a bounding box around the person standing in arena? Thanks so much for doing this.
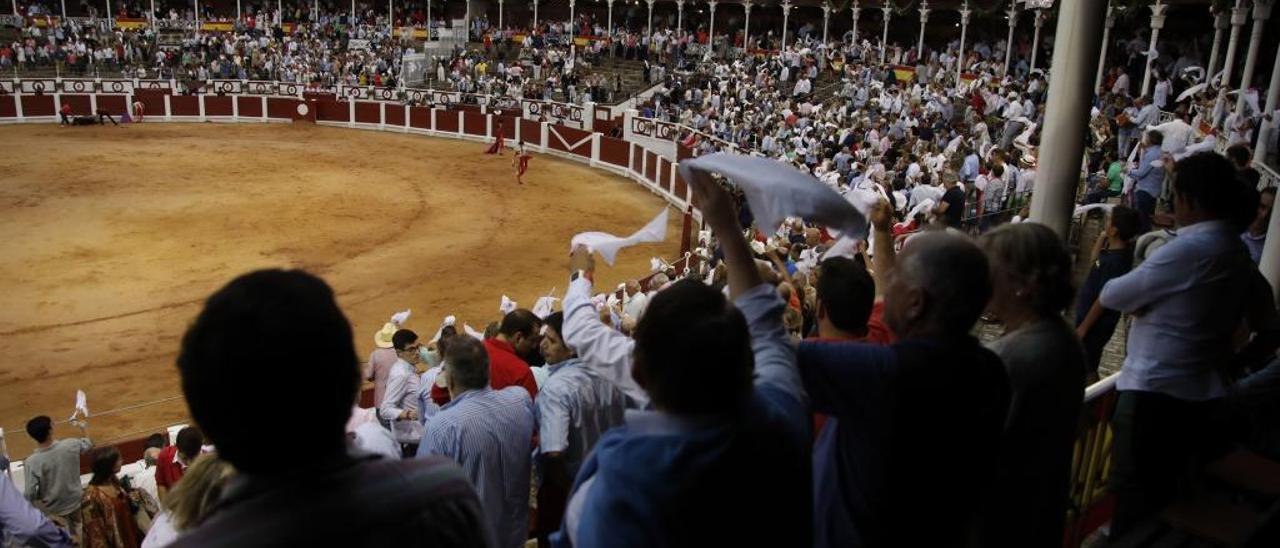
[485,119,505,155]
[513,142,531,184]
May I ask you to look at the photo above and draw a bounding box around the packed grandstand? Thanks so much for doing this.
[2,0,1280,547]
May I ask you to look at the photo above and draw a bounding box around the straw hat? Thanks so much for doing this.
[374,322,398,349]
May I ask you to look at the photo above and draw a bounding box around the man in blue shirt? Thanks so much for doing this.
[554,168,811,547]
[418,336,536,548]
[1101,152,1280,537]
[1131,130,1165,231]
[960,146,980,185]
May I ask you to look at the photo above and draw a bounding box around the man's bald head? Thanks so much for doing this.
[883,231,991,337]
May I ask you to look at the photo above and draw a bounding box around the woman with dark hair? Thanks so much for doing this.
[977,222,1087,548]
[80,447,143,548]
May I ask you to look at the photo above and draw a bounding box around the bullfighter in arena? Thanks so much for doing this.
[132,100,145,123]
[513,142,531,185]
[485,119,505,155]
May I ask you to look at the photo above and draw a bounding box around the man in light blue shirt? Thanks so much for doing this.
[960,147,980,185]
[1,466,72,548]
[418,337,536,548]
[1100,152,1280,537]
[1130,130,1165,230]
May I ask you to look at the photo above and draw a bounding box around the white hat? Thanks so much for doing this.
[374,322,398,349]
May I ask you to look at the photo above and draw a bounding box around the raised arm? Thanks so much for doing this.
[564,248,647,407]
[685,167,806,415]
[869,200,895,297]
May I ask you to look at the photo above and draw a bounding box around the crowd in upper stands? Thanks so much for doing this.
[2,6,1280,548]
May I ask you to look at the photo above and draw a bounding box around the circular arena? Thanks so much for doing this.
[0,121,682,457]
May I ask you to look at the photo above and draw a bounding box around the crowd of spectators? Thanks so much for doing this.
[2,8,1280,548]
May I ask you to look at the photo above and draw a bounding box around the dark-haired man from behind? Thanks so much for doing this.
[1100,152,1280,537]
[155,426,203,499]
[172,269,491,548]
[22,415,90,540]
[553,168,811,547]
[431,310,540,406]
[798,229,1011,548]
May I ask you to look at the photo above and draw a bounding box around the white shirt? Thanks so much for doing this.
[622,291,649,322]
[563,278,647,407]
[378,359,420,421]
[1149,119,1195,155]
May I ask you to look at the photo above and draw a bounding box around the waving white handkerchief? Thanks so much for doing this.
[1073,203,1114,218]
[390,309,411,327]
[463,323,485,341]
[71,390,89,420]
[680,152,868,239]
[430,315,459,343]
[571,208,670,266]
[500,295,517,315]
[532,296,559,319]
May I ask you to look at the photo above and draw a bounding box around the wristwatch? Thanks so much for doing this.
[571,270,593,283]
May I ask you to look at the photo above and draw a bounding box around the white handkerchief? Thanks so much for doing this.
[390,309,411,327]
[907,198,936,222]
[71,390,88,420]
[1073,203,1114,218]
[429,315,459,344]
[500,295,517,315]
[463,323,485,341]
[571,208,670,266]
[680,153,868,239]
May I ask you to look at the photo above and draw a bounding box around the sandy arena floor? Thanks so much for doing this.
[0,123,680,458]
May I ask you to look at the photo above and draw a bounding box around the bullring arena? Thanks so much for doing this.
[0,98,687,458]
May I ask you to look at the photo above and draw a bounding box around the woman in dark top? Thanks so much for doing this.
[1076,205,1140,381]
[979,222,1087,548]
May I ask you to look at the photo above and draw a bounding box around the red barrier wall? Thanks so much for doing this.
[409,106,432,129]
[315,99,348,122]
[436,110,459,133]
[354,102,381,124]
[385,103,405,127]
[462,112,487,136]
[599,136,629,167]
[0,96,15,118]
[238,96,263,118]
[267,98,298,120]
[97,95,126,114]
[204,95,233,117]
[21,95,55,116]
[133,90,167,118]
[520,119,541,145]
[548,125,592,158]
[59,94,91,116]
[170,96,199,116]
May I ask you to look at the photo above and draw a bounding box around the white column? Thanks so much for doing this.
[60,0,65,17]
[150,0,155,25]
[388,0,393,27]
[532,0,538,29]
[1094,2,1115,92]
[351,0,355,22]
[569,0,575,31]
[956,1,970,89]
[1255,41,1280,162]
[709,1,718,54]
[851,2,859,45]
[314,0,318,22]
[782,2,792,49]
[822,2,830,46]
[879,6,890,64]
[743,1,751,51]
[106,0,112,19]
[916,1,928,58]
[194,0,199,24]
[1261,172,1280,302]
[498,0,503,29]
[1206,6,1229,83]
[1003,3,1017,77]
[1140,0,1167,98]
[1029,8,1045,74]
[1029,0,1107,237]
[1234,0,1274,117]
[236,0,241,20]
[646,0,653,42]
[1215,0,1249,124]
[676,0,684,32]
[11,0,16,16]
[606,0,612,39]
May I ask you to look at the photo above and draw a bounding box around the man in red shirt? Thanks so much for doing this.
[154,426,203,497]
[432,309,540,405]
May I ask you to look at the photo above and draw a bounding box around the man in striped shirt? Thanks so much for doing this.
[418,336,536,548]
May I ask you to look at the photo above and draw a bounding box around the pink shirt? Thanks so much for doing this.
[365,347,399,408]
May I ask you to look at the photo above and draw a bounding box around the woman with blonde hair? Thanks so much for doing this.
[141,454,236,548]
[977,222,1086,548]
